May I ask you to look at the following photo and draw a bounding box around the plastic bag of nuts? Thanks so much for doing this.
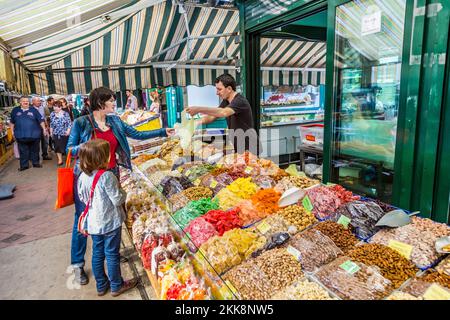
[270,278,336,300]
[314,256,394,300]
[331,200,386,240]
[274,176,320,193]
[398,270,450,299]
[223,248,304,300]
[288,229,343,273]
[311,221,358,253]
[369,216,450,269]
[436,256,450,277]
[275,205,317,234]
[347,243,418,289]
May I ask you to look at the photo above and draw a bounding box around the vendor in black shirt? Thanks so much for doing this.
[185,74,258,154]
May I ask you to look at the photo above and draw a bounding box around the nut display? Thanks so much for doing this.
[182,187,213,201]
[270,279,336,300]
[288,229,343,272]
[252,175,277,189]
[386,292,422,300]
[315,256,394,300]
[132,153,158,165]
[398,270,450,299]
[223,248,304,300]
[199,228,266,274]
[276,205,317,233]
[168,193,190,212]
[274,176,320,193]
[312,221,358,253]
[347,244,418,288]
[369,216,450,269]
[252,214,290,235]
[436,256,450,276]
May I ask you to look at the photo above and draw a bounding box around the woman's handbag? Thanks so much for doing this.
[54,149,74,209]
[77,170,106,236]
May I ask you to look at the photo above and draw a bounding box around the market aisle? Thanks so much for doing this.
[0,231,146,299]
[0,156,155,299]
[0,156,72,248]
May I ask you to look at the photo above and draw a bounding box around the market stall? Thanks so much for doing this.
[120,135,450,300]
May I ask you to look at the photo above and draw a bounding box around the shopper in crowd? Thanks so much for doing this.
[60,97,74,122]
[149,91,161,114]
[10,96,47,170]
[185,73,258,154]
[50,100,72,166]
[80,98,91,116]
[67,86,175,285]
[125,89,138,111]
[77,139,137,297]
[46,96,55,152]
[31,96,52,160]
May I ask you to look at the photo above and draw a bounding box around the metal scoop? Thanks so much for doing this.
[435,236,450,254]
[375,210,420,228]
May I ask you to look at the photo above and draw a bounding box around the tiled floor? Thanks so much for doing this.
[0,155,73,249]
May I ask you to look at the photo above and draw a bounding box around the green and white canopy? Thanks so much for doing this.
[1,0,326,95]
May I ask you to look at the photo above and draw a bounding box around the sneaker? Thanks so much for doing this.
[43,156,52,160]
[97,285,110,297]
[74,267,89,285]
[18,167,29,171]
[111,279,138,297]
[33,164,43,168]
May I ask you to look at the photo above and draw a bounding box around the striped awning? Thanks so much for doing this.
[260,38,326,69]
[2,1,328,95]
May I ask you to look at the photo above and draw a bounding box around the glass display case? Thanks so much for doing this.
[260,85,324,128]
[330,0,407,202]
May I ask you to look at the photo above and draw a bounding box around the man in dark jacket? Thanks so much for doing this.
[10,96,48,171]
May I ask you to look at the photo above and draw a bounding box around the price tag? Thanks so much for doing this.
[337,215,351,229]
[302,195,314,213]
[185,169,192,177]
[286,245,302,261]
[423,283,450,300]
[257,221,271,234]
[194,179,201,186]
[177,166,184,173]
[244,166,253,174]
[210,180,218,189]
[339,260,360,274]
[388,240,413,260]
[217,163,223,168]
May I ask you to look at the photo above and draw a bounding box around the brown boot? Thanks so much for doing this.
[111,279,138,297]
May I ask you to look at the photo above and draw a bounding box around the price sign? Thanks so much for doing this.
[388,240,413,260]
[194,179,201,186]
[177,166,184,173]
[257,221,271,234]
[210,180,218,189]
[339,260,360,275]
[185,169,192,177]
[244,166,253,174]
[286,245,302,262]
[302,195,314,213]
[337,215,351,229]
[423,283,450,300]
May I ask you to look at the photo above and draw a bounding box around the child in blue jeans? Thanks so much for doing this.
[77,139,137,297]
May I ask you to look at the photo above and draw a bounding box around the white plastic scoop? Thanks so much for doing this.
[375,210,420,228]
[435,236,450,254]
[278,188,305,208]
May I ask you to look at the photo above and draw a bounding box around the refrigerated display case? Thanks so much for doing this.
[260,84,324,128]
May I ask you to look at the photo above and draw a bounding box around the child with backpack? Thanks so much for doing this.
[77,139,137,297]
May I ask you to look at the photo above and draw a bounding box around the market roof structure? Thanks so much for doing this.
[0,0,326,95]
